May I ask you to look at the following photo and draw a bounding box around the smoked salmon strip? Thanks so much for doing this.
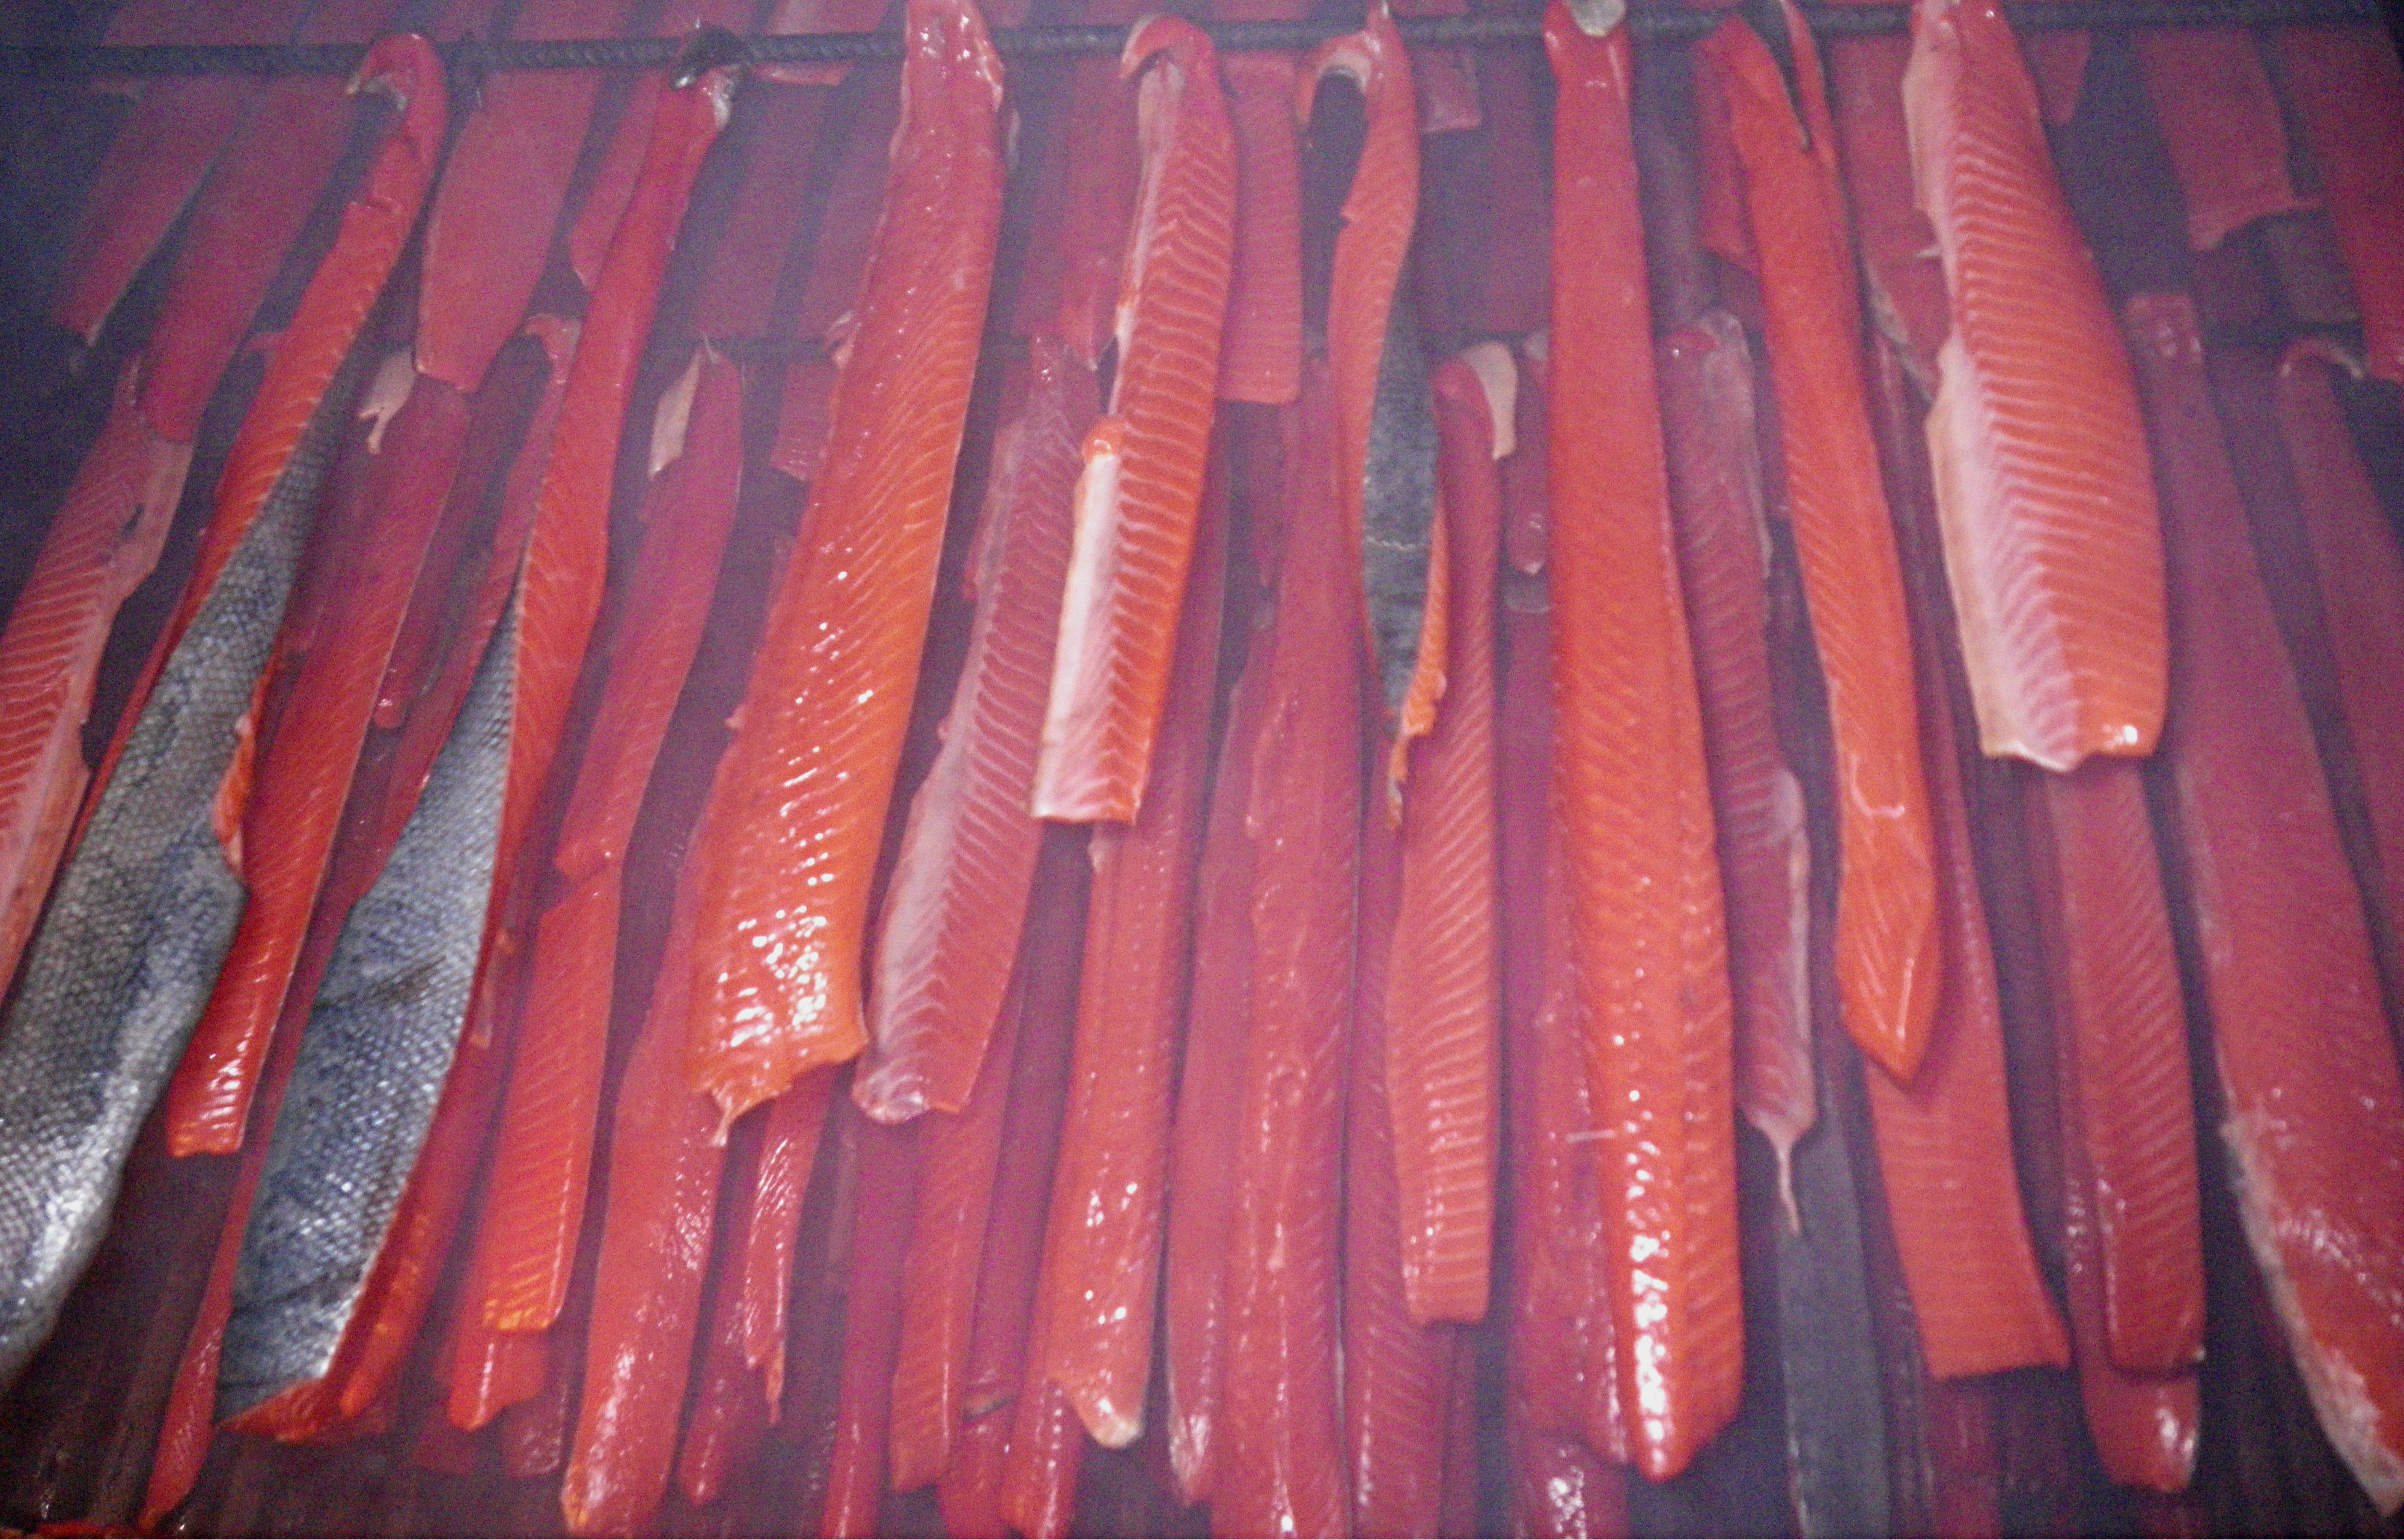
[1218,48,1304,406]
[2271,26,2404,385]
[1825,32,1951,382]
[1211,365,1355,1539]
[1034,15,1236,824]
[1860,333,2070,1382]
[1904,0,2167,770]
[1303,4,1445,775]
[2132,29,2309,252]
[2274,340,2404,951]
[737,1062,837,1402]
[1698,3,1941,1082]
[1548,0,1742,1480]
[2023,761,2202,1376]
[1382,347,1506,1325]
[0,36,444,1397]
[1656,311,1814,1223]
[463,346,744,1338]
[855,344,1093,1122]
[2131,290,2404,1515]
[685,0,1007,1127]
[1032,428,1230,1447]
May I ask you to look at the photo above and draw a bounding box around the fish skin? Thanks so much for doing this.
[2024,761,2202,1375]
[217,590,515,1419]
[2132,29,2310,252]
[2270,26,2404,385]
[1700,4,1942,1082]
[856,344,1092,1122]
[1346,800,1456,1537]
[0,371,192,993]
[1857,332,2072,1382]
[1905,0,2167,770]
[1383,348,1503,1325]
[1656,311,1814,1226]
[0,39,444,1397]
[1033,16,1236,825]
[2274,340,2404,958]
[165,375,475,1157]
[1218,49,1304,406]
[1301,5,1441,747]
[413,0,641,393]
[1546,0,1743,1482]
[464,347,744,1336]
[2133,290,2404,1515]
[1032,412,1231,1447]
[1211,367,1356,1540]
[685,0,1006,1128]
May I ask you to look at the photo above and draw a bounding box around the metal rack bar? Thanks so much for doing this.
[0,0,2382,76]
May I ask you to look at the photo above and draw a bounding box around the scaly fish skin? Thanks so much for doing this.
[1905,0,2166,770]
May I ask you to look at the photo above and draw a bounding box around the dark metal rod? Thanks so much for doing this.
[0,0,2379,76]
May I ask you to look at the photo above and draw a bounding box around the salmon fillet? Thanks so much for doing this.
[1034,16,1236,824]
[1547,0,1742,1481]
[685,0,1007,1126]
[1905,0,2167,770]
[2270,26,2404,385]
[1700,2,1941,1081]
[2132,29,2310,252]
[2132,290,2404,1515]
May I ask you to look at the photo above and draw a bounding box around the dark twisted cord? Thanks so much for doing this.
[0,0,2381,76]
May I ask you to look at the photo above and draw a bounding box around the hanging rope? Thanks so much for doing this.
[0,0,2381,78]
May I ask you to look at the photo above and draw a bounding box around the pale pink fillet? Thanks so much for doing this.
[2132,290,2404,1515]
[1905,0,2167,770]
[688,84,835,339]
[855,344,1092,1121]
[817,1111,923,1536]
[684,0,1006,1127]
[1469,49,1553,337]
[163,374,473,1156]
[2272,26,2404,384]
[1547,0,1742,1480]
[1858,332,2070,1381]
[1655,311,1813,1226]
[1825,32,1951,383]
[1034,16,1236,824]
[1382,347,1504,1324]
[0,368,191,991]
[559,865,733,1538]
[564,0,755,294]
[464,346,743,1335]
[1510,1429,1628,1538]
[1345,800,1456,1537]
[1701,4,1941,1081]
[2134,29,2310,251]
[787,78,902,350]
[1218,50,1304,405]
[2025,760,2203,1375]
[1210,367,1355,1540]
[737,1064,837,1403]
[1161,427,1276,1501]
[50,0,308,344]
[413,0,640,393]
[2275,340,2404,955]
[471,68,731,1085]
[132,0,404,445]
[1033,426,1231,1447]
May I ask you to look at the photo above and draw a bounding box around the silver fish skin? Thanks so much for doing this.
[216,587,516,1418]
[1362,285,1439,716]
[0,352,362,1396]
